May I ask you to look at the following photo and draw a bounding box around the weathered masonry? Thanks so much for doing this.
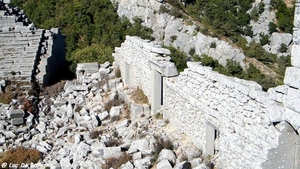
[0,0,66,86]
[113,2,300,167]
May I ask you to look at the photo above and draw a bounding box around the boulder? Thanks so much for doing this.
[157,160,173,169]
[157,149,176,165]
[11,118,24,126]
[173,161,192,169]
[98,111,109,121]
[120,161,134,169]
[109,106,121,117]
[36,122,47,133]
[128,139,149,154]
[103,147,122,159]
[9,109,24,119]
[133,157,152,169]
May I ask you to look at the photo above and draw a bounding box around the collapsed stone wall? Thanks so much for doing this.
[114,34,300,168]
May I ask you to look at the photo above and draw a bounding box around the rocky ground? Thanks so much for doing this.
[0,62,212,169]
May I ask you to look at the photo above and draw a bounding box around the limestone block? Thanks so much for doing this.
[36,145,48,154]
[72,85,89,91]
[39,142,52,153]
[63,81,73,91]
[133,157,152,169]
[157,149,176,165]
[294,4,300,29]
[173,161,192,169]
[98,111,109,121]
[109,106,121,117]
[58,148,70,158]
[60,157,71,169]
[270,33,292,47]
[91,115,101,128]
[291,45,300,68]
[293,29,300,45]
[128,139,149,154]
[120,161,134,169]
[36,121,47,133]
[130,102,144,119]
[9,109,24,119]
[284,87,300,113]
[11,118,23,125]
[284,67,300,88]
[157,160,172,169]
[102,147,122,159]
[283,108,300,130]
[55,127,68,138]
[76,142,91,157]
[53,100,68,108]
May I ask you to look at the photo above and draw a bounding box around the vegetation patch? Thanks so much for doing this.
[104,92,124,112]
[130,87,148,104]
[0,147,42,166]
[102,153,132,169]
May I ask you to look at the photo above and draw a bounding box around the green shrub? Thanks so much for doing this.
[250,6,260,22]
[170,35,177,42]
[278,43,288,53]
[167,46,189,73]
[269,22,278,34]
[258,2,265,14]
[259,33,270,46]
[210,42,217,48]
[158,5,170,14]
[189,47,196,56]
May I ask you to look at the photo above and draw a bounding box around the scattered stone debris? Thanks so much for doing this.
[0,62,206,169]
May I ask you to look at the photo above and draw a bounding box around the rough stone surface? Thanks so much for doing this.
[115,36,300,169]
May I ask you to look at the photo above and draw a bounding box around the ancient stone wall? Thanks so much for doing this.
[113,36,177,113]
[115,34,300,168]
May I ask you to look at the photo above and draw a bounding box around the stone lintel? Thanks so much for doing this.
[149,59,178,77]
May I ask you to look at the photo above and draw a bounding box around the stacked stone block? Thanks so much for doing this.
[115,35,300,168]
[9,109,24,125]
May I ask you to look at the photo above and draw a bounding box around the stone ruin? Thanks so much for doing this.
[113,8,300,166]
[0,0,66,88]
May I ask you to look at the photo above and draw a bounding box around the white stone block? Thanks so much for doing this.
[291,45,300,68]
[284,67,300,88]
[283,108,300,130]
[284,87,300,113]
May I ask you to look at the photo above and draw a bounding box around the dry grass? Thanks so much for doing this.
[130,87,148,104]
[0,92,14,104]
[104,138,122,147]
[102,153,132,169]
[104,93,124,112]
[115,67,121,78]
[89,129,103,139]
[40,80,66,98]
[0,80,29,104]
[0,147,42,166]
